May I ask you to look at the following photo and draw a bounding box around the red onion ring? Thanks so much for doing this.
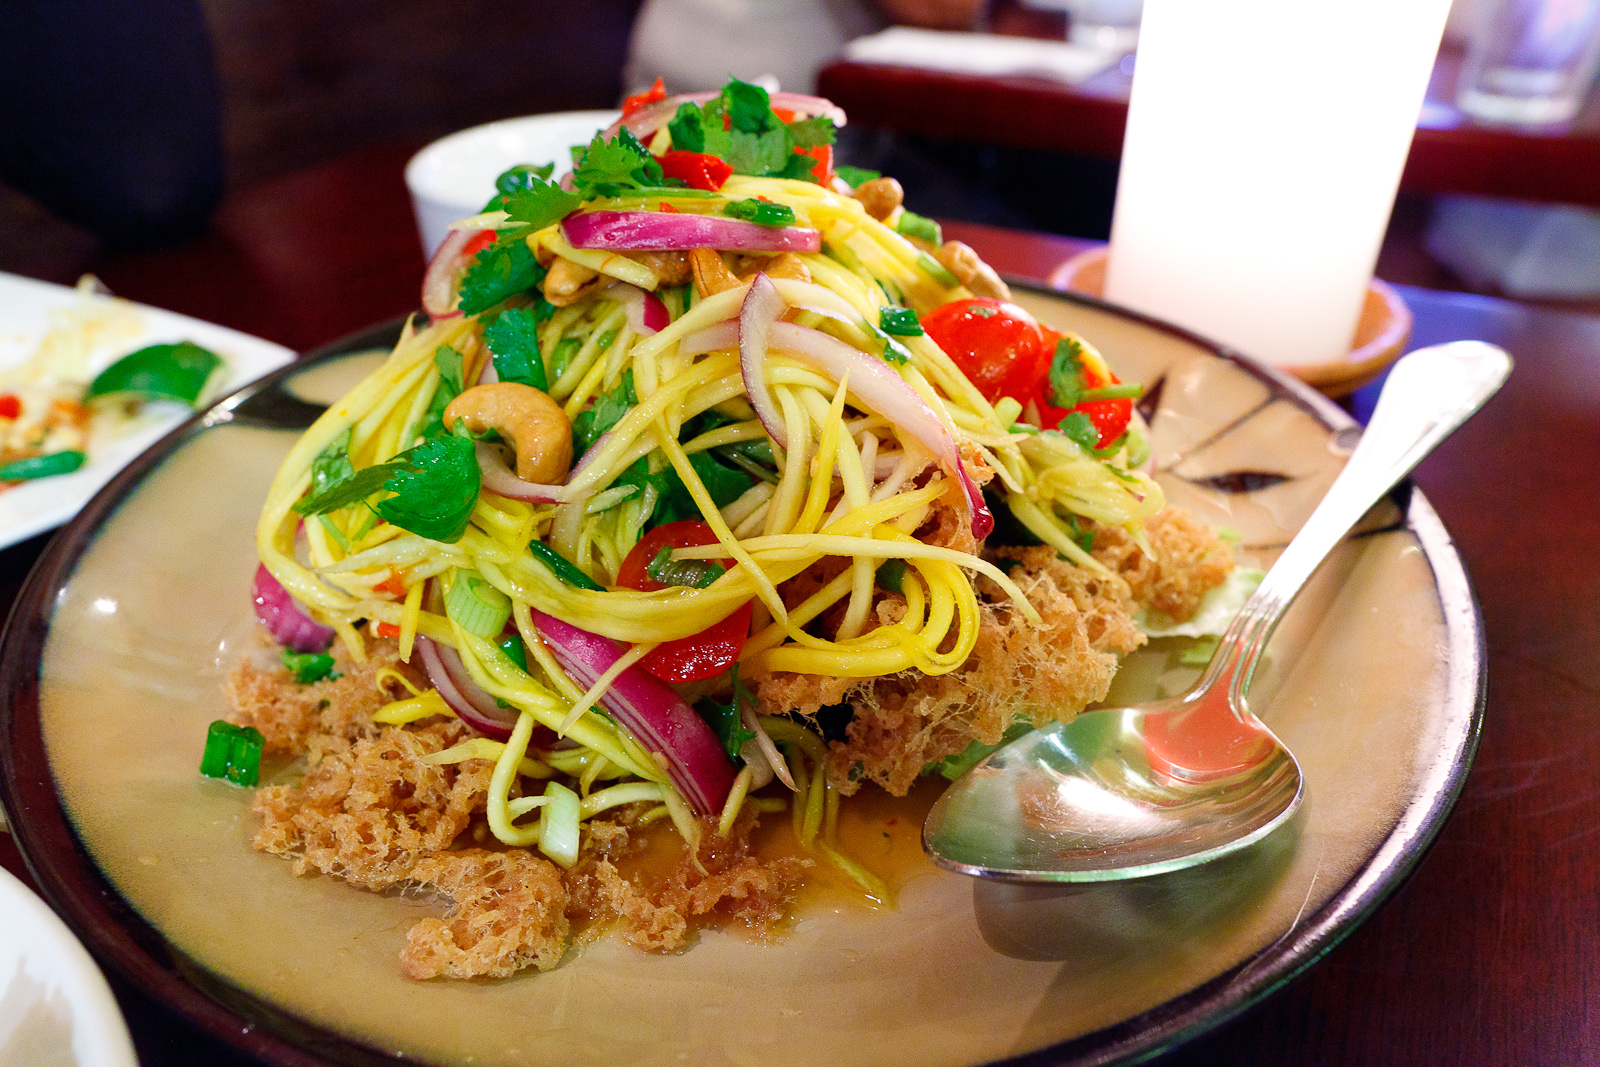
[252,564,336,652]
[607,282,669,337]
[421,227,483,318]
[531,610,735,816]
[563,211,820,254]
[768,319,994,539]
[738,273,790,446]
[416,634,518,741]
[475,442,579,503]
[678,320,739,358]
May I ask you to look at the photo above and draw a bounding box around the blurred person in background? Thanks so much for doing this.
[624,0,986,95]
[0,0,224,250]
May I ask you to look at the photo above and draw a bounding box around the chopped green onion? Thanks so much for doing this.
[895,211,942,245]
[280,649,338,684]
[0,451,86,481]
[723,198,797,227]
[444,569,512,638]
[876,558,908,593]
[528,541,604,591]
[647,547,725,589]
[539,781,582,868]
[200,720,266,787]
[1078,383,1144,402]
[85,341,223,405]
[992,396,1023,430]
[878,306,923,337]
[916,253,961,289]
[863,321,912,366]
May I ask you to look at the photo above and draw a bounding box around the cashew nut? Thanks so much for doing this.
[854,176,904,221]
[690,247,741,298]
[443,382,573,484]
[542,257,602,307]
[936,240,1010,301]
[737,252,812,285]
[627,250,692,286]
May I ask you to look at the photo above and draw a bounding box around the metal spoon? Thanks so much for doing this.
[924,340,1511,883]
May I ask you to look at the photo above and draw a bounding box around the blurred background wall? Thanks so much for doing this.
[0,0,645,281]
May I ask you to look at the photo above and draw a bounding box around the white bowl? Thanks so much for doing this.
[405,110,620,256]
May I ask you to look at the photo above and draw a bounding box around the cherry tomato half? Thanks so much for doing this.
[1034,327,1134,449]
[921,297,1051,405]
[616,521,753,683]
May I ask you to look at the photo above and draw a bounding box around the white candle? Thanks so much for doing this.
[1104,0,1452,366]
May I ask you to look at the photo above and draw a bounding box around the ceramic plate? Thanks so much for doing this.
[0,290,1483,1067]
[0,864,137,1067]
[0,271,294,549]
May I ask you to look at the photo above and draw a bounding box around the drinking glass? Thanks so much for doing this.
[1457,0,1600,125]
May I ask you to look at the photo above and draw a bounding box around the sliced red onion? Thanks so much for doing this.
[530,610,735,816]
[607,281,669,337]
[563,211,820,254]
[252,564,336,652]
[567,426,616,486]
[769,320,994,539]
[416,634,518,741]
[738,274,790,446]
[421,226,483,318]
[678,320,739,358]
[602,91,718,142]
[475,442,579,503]
[475,355,499,386]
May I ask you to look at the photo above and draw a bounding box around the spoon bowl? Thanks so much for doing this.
[925,340,1511,882]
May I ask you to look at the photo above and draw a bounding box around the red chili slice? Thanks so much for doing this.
[659,150,735,192]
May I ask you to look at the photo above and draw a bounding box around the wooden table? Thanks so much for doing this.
[3,143,1599,1066]
[820,37,1600,207]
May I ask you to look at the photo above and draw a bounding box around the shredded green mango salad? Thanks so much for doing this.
[238,79,1213,923]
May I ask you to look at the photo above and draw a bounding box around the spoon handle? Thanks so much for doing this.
[1202,340,1511,699]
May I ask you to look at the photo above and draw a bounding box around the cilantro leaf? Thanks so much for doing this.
[571,369,638,452]
[484,309,548,391]
[373,432,481,543]
[695,664,758,760]
[500,181,580,229]
[572,128,671,198]
[1048,335,1088,409]
[306,429,356,501]
[496,162,555,197]
[786,116,836,149]
[457,236,546,316]
[725,124,794,177]
[652,451,753,525]
[667,101,708,153]
[835,165,881,188]
[293,459,397,516]
[419,346,467,439]
[1054,412,1101,451]
[724,78,778,134]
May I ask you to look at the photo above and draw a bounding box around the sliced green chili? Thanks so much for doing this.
[528,540,604,591]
